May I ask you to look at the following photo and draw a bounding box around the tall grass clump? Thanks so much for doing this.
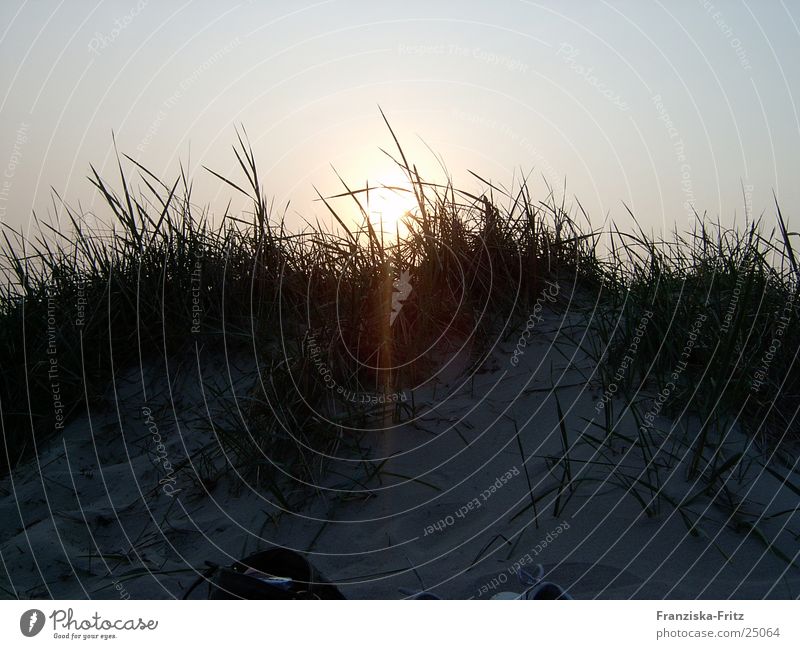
[593,213,800,452]
[559,210,800,564]
[0,123,593,486]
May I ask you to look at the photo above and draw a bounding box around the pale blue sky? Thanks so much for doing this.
[1,0,798,237]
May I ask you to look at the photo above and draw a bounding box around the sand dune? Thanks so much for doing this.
[2,305,797,600]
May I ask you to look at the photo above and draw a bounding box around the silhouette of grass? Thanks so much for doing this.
[1,120,798,516]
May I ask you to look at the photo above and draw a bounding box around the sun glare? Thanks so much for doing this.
[366,184,418,239]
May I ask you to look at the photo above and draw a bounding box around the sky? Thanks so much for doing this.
[1,0,799,238]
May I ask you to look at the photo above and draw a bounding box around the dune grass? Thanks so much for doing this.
[518,207,800,565]
[1,122,799,533]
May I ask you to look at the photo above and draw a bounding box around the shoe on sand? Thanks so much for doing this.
[196,548,345,599]
[491,565,572,600]
[524,580,572,599]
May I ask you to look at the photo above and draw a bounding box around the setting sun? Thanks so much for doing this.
[366,183,417,238]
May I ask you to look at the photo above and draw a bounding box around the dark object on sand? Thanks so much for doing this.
[185,548,345,600]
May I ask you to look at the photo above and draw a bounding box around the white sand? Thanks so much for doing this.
[1,307,798,599]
